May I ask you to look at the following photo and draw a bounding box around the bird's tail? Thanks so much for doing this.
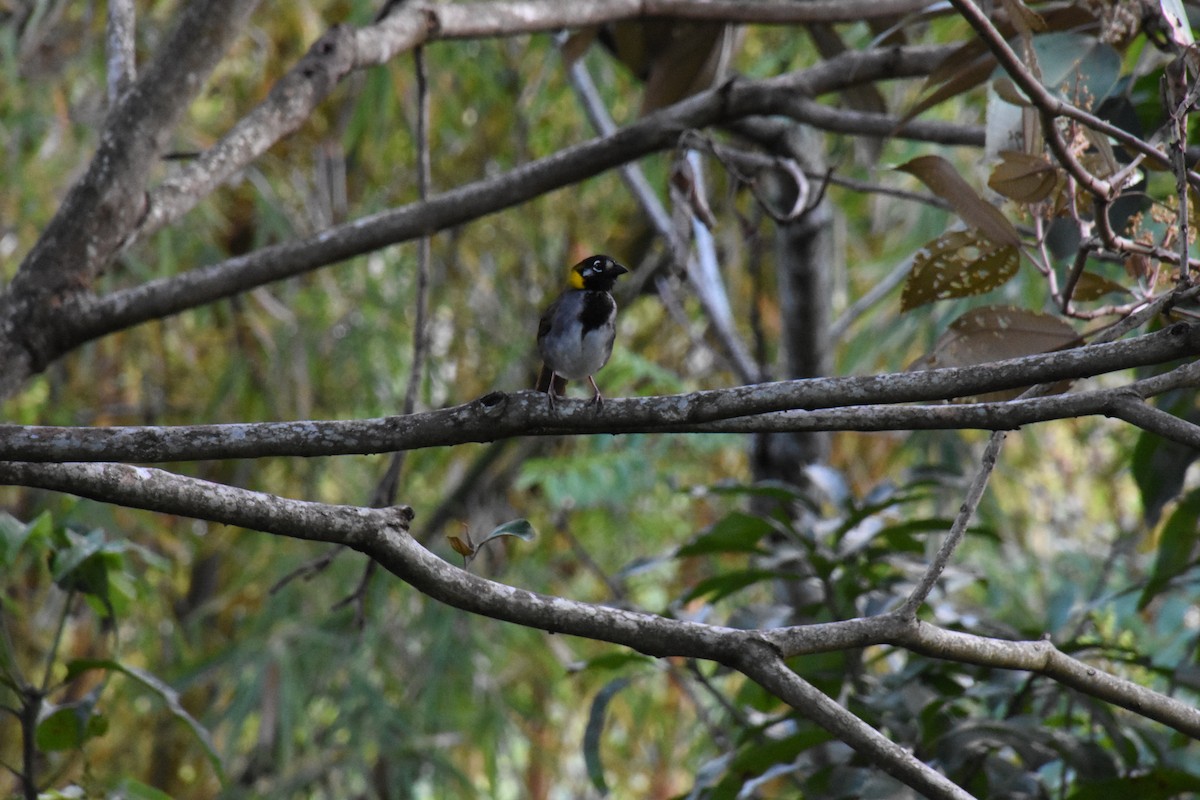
[536,365,567,396]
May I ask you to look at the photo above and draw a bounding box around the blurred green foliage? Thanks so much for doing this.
[3,1,1200,798]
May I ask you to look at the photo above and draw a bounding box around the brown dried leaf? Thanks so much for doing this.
[1124,253,1153,281]
[1081,128,1119,178]
[640,22,733,113]
[904,47,995,124]
[901,230,1020,311]
[909,305,1078,375]
[999,0,1048,38]
[1071,271,1128,301]
[988,151,1059,203]
[897,156,1023,247]
[560,29,598,65]
[447,533,475,559]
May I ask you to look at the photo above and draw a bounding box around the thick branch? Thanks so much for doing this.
[892,619,1200,738]
[0,325,1196,463]
[0,0,260,397]
[0,461,747,660]
[1,459,1195,744]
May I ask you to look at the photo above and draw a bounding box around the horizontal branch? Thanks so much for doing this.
[0,324,1197,463]
[760,615,1200,738]
[0,458,1194,744]
[896,620,1200,738]
[692,358,1200,446]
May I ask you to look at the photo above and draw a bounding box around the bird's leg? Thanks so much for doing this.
[587,375,604,409]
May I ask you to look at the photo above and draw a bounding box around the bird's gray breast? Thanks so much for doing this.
[539,291,617,380]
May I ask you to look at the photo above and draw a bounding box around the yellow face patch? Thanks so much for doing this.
[568,267,586,290]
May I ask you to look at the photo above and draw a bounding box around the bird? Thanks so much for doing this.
[536,254,629,409]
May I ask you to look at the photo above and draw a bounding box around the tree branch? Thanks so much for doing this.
[734,644,976,800]
[104,0,136,106]
[40,45,958,375]
[1,458,1194,746]
[891,619,1200,739]
[947,0,1200,193]
[137,2,957,245]
[0,324,1195,463]
[0,0,261,397]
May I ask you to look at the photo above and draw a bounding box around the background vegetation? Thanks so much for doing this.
[3,0,1200,798]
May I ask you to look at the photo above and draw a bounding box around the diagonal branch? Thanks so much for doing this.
[53,46,958,370]
[1,458,1195,746]
[735,644,976,800]
[0,0,261,398]
[139,5,958,243]
[947,0,1200,194]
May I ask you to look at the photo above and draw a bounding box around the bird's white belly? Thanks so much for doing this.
[541,317,614,380]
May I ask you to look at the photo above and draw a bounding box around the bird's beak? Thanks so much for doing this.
[613,263,629,275]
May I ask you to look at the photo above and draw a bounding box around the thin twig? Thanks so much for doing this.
[828,256,913,343]
[372,43,434,509]
[347,43,436,619]
[898,431,1005,617]
[947,0,1200,192]
[563,45,759,383]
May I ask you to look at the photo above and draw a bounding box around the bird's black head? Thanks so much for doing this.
[569,254,629,291]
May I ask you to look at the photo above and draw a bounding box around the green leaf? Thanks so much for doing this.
[683,569,782,603]
[65,658,226,782]
[583,678,631,796]
[1131,409,1200,526]
[113,779,178,800]
[676,512,777,557]
[729,729,832,774]
[579,652,656,672]
[1138,487,1200,609]
[1031,33,1121,107]
[1067,769,1200,800]
[901,231,1020,311]
[49,528,125,607]
[475,519,536,547]
[35,698,107,751]
[0,512,30,567]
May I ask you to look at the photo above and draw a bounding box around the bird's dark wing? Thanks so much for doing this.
[537,296,560,342]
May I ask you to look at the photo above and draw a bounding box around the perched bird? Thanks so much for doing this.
[536,254,629,408]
